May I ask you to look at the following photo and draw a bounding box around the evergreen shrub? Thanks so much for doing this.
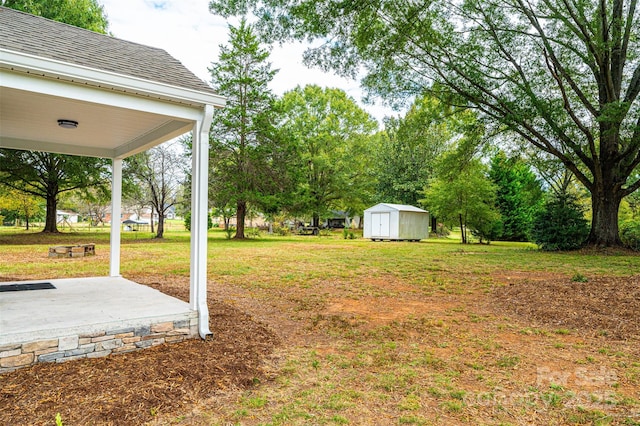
[184,211,213,231]
[531,194,589,251]
[620,219,640,251]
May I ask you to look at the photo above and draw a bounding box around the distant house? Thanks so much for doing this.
[324,211,361,229]
[56,210,79,224]
[165,205,177,220]
[104,205,179,224]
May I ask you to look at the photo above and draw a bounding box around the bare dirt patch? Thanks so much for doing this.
[326,297,456,324]
[490,274,640,340]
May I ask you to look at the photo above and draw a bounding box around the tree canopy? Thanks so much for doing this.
[1,0,111,232]
[0,187,42,229]
[489,151,544,241]
[423,154,500,244]
[373,95,454,207]
[278,85,378,227]
[126,143,186,239]
[208,19,291,238]
[2,0,109,33]
[209,0,640,248]
[0,151,109,232]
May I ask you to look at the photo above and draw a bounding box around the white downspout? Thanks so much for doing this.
[109,158,122,277]
[190,105,214,339]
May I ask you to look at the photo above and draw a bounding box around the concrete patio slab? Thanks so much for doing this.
[0,277,197,371]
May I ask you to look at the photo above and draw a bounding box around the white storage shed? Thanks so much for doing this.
[363,203,429,241]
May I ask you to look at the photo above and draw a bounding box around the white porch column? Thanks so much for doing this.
[109,158,123,277]
[190,105,214,339]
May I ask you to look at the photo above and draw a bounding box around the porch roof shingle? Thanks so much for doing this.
[0,6,215,95]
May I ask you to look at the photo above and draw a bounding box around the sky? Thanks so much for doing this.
[99,0,398,124]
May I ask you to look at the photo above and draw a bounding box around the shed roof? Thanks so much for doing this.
[0,6,214,94]
[365,203,428,213]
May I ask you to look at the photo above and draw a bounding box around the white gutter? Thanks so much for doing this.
[190,104,215,339]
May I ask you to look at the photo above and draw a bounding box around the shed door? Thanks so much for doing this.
[371,212,390,237]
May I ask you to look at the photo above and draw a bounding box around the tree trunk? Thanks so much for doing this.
[150,206,155,234]
[459,214,466,244]
[155,212,165,238]
[43,193,58,233]
[25,213,30,231]
[431,216,437,233]
[583,134,624,247]
[312,213,320,228]
[234,201,246,239]
[587,185,623,247]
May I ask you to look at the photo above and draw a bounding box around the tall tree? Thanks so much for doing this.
[63,187,111,227]
[2,0,109,33]
[489,151,544,241]
[0,188,42,230]
[210,0,640,248]
[209,19,288,239]
[374,95,454,207]
[0,151,109,232]
[127,143,186,239]
[423,155,500,244]
[278,85,378,227]
[1,0,111,232]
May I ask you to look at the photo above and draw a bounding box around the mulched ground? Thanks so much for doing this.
[0,298,279,425]
[2,272,639,425]
[491,274,640,340]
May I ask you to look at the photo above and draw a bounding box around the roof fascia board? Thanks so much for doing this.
[0,48,226,108]
[1,69,203,120]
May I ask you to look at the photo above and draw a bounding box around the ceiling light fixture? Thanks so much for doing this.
[57,119,78,129]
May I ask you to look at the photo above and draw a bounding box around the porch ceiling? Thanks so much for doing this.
[0,85,194,159]
[0,6,224,159]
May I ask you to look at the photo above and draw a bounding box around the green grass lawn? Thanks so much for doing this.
[1,226,637,280]
[1,226,639,425]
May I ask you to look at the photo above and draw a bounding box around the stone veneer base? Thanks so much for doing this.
[0,314,198,373]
